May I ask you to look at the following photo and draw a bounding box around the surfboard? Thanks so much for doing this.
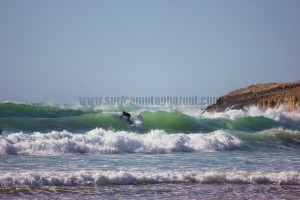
[116,114,144,130]
[118,115,135,126]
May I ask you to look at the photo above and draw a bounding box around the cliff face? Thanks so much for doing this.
[205,81,300,112]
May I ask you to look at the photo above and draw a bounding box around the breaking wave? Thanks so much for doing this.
[0,129,242,155]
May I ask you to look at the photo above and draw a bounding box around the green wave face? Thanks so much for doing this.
[225,116,281,132]
[0,113,129,133]
[139,110,208,133]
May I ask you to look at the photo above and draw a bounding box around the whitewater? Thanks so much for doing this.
[0,102,300,199]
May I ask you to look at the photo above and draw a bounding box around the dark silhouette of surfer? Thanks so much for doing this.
[0,128,2,135]
[121,111,132,124]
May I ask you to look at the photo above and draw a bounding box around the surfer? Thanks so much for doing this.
[121,111,132,124]
[0,128,2,135]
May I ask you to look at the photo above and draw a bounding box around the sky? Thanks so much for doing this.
[0,0,299,104]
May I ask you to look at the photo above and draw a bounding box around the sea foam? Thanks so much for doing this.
[186,105,300,122]
[0,128,242,155]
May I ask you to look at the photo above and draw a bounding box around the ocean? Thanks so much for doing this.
[0,102,300,199]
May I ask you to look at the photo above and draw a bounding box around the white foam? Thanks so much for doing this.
[0,129,242,155]
[0,170,299,186]
[186,105,300,122]
[1,100,32,105]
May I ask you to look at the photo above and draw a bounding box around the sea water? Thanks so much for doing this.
[0,102,300,199]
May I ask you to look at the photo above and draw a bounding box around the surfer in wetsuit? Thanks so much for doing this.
[121,111,132,124]
[0,128,2,135]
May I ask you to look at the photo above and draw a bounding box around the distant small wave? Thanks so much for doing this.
[0,170,299,187]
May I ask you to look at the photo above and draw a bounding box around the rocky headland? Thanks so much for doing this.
[205,81,300,112]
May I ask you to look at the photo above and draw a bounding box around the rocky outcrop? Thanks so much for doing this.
[205,81,300,112]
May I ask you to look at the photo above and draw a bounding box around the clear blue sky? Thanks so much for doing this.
[1,0,299,103]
